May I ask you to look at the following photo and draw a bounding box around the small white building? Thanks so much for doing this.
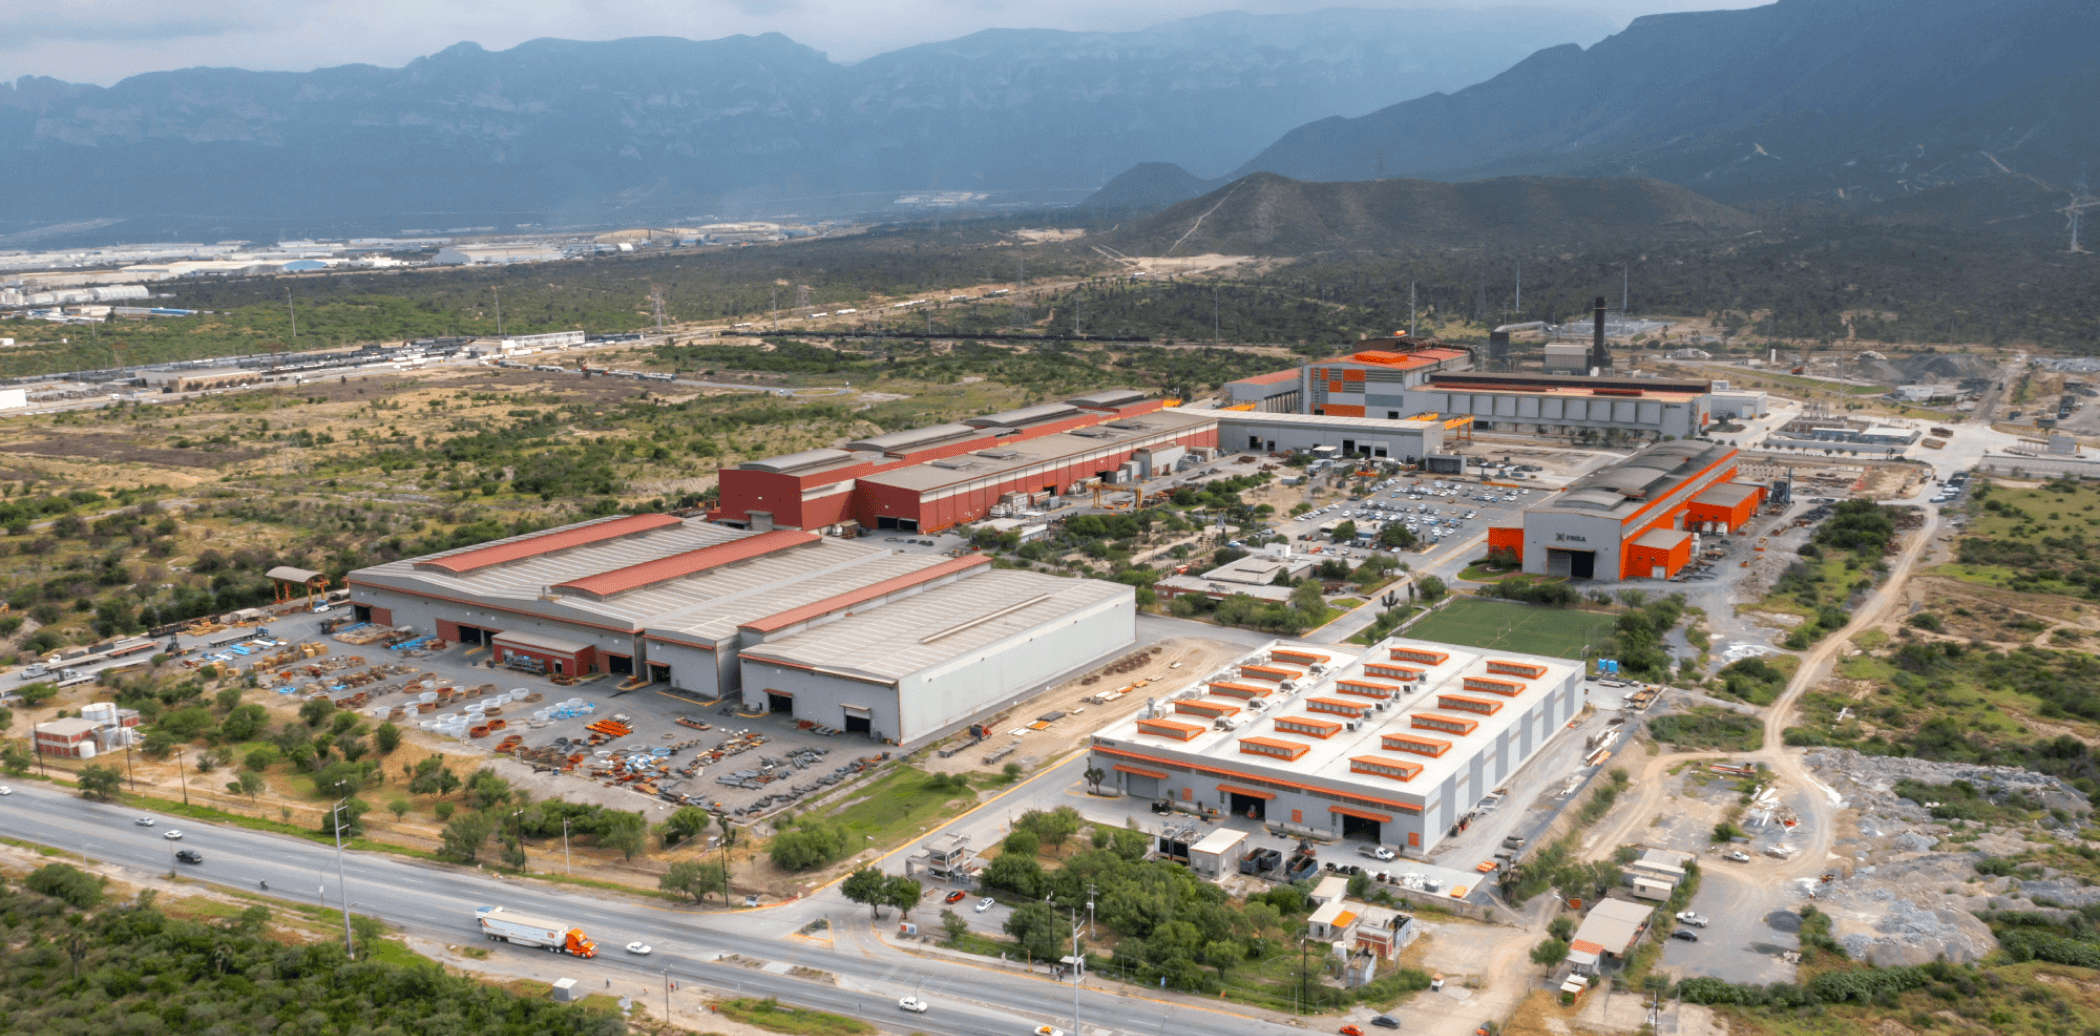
[1186,828,1249,880]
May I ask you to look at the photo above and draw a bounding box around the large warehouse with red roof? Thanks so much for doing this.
[347,514,1133,746]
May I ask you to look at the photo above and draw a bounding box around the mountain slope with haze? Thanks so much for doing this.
[0,7,1614,234]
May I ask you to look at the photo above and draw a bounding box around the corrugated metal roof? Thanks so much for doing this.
[266,565,323,583]
[553,529,817,600]
[413,513,684,574]
[492,630,593,655]
[738,570,1129,682]
[644,552,948,642]
[1228,370,1301,387]
[740,555,991,634]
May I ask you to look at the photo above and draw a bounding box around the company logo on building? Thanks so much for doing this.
[1554,533,1588,543]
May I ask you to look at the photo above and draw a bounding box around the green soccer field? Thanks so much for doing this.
[1403,597,1613,658]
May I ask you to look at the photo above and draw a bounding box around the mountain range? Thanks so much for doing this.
[0,7,1612,237]
[1098,0,2100,213]
[1100,173,1759,255]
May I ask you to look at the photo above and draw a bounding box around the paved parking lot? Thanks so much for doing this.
[1272,473,1542,559]
[1660,868,1802,984]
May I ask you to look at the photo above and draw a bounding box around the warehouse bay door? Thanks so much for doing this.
[1546,548,1596,579]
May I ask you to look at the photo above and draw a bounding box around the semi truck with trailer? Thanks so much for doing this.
[475,906,598,957]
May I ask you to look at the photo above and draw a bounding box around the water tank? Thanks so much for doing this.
[81,702,118,724]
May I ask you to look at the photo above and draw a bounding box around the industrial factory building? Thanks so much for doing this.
[347,514,1132,745]
[713,390,1211,534]
[1088,638,1584,856]
[1226,333,1714,441]
[1485,440,1765,582]
[1215,411,1448,461]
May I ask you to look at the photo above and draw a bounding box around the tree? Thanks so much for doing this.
[320,798,370,838]
[78,764,123,802]
[658,805,710,848]
[661,859,730,903]
[1548,916,1576,942]
[1001,761,1023,783]
[373,722,402,755]
[439,811,495,862]
[598,810,647,861]
[1003,829,1040,858]
[1,742,30,777]
[462,766,512,809]
[982,853,1044,897]
[769,820,849,872]
[225,771,265,802]
[244,746,277,772]
[1083,766,1106,794]
[1203,940,1244,981]
[299,697,335,727]
[842,866,889,918]
[1530,937,1570,968]
[1417,575,1447,602]
[1379,522,1419,549]
[25,863,103,908]
[1020,807,1083,853]
[884,875,924,918]
[1329,520,1357,544]
[387,798,410,821]
[1004,902,1064,963]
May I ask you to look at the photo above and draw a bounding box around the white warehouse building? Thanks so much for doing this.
[1216,411,1446,461]
[1089,637,1583,857]
[349,514,1133,746]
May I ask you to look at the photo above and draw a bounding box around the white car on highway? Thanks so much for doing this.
[898,997,930,1013]
[626,942,653,955]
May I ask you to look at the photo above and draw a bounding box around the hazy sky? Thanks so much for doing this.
[3,0,1769,85]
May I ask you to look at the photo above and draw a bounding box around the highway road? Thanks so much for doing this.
[0,780,1307,1036]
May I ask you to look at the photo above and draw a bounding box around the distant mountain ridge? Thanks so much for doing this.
[1101,172,1760,255]
[0,7,1614,234]
[1222,0,2100,205]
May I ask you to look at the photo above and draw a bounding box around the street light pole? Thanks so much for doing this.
[562,816,572,876]
[176,750,189,806]
[1069,909,1083,1036]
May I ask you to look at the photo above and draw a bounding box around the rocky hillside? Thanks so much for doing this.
[0,7,1612,233]
[1227,0,2100,206]
[1102,173,1760,255]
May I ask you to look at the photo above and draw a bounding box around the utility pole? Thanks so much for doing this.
[1070,909,1083,1036]
[1298,934,1309,1015]
[286,288,298,341]
[176,750,189,806]
[1408,281,1417,338]
[1213,286,1221,345]
[1623,263,1631,313]
[330,795,355,958]
[492,288,503,337]
[652,285,667,333]
[1514,264,1521,317]
[663,968,672,1023]
[562,816,572,876]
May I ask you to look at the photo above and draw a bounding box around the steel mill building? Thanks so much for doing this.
[347,514,1133,745]
[1088,637,1584,857]
[1485,439,1766,581]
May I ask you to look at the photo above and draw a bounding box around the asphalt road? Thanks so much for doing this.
[0,780,1306,1036]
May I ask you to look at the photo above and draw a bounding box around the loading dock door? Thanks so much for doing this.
[1124,774,1160,799]
[767,692,794,714]
[1228,792,1268,820]
[843,705,872,735]
[1547,549,1597,579]
[648,662,671,684]
[1338,812,1382,843]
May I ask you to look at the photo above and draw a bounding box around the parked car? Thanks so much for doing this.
[1339,1026,1365,1036]
[1358,845,1397,861]
[1675,912,1709,927]
[976,897,996,913]
[1671,929,1699,942]
[1371,1016,1400,1029]
[944,890,969,904]
[1722,850,1751,863]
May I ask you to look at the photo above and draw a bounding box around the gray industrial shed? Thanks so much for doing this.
[1216,412,1445,461]
[737,570,1135,746]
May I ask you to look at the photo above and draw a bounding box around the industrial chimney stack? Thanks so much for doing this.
[1589,295,1610,373]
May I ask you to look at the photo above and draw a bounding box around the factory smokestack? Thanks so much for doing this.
[1590,295,1610,373]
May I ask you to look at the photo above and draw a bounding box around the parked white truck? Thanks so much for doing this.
[475,906,598,957]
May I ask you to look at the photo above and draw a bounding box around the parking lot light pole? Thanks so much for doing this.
[562,816,572,876]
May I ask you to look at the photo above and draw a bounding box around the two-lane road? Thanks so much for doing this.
[0,782,1303,1036]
